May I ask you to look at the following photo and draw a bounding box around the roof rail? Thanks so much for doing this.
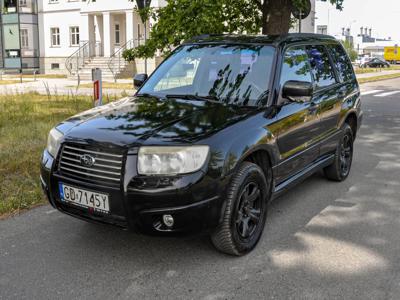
[183,34,223,43]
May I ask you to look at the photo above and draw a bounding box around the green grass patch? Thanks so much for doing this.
[358,72,400,84]
[354,66,400,74]
[0,80,26,85]
[0,92,120,218]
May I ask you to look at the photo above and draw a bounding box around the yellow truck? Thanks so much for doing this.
[384,46,400,64]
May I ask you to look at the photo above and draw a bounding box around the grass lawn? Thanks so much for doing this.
[358,72,400,84]
[0,92,121,218]
[354,66,400,74]
[0,80,26,85]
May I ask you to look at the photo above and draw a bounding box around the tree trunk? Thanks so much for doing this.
[262,0,292,35]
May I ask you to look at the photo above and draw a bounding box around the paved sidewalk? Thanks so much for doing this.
[0,77,135,96]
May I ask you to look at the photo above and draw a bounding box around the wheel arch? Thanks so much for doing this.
[242,149,273,186]
[344,112,358,140]
[223,143,277,194]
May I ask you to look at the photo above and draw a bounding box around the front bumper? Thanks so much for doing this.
[40,150,224,235]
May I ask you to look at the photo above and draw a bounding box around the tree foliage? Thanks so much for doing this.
[123,0,345,61]
[342,40,358,62]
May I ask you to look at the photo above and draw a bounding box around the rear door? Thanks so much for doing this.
[321,43,358,155]
[305,44,342,155]
[272,45,320,183]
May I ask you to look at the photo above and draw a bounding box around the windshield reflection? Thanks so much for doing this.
[139,44,275,107]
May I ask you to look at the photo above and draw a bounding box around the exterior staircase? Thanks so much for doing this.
[68,57,133,81]
[66,39,137,82]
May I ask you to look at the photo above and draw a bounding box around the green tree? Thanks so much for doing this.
[342,40,358,62]
[124,0,344,61]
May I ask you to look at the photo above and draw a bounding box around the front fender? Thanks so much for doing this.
[222,127,278,178]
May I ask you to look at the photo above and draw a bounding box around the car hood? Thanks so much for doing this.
[58,96,253,148]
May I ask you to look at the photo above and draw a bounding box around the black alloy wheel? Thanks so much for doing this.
[235,182,262,240]
[339,132,353,178]
[324,123,354,181]
[211,162,270,256]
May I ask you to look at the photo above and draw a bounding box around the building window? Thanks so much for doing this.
[51,63,60,69]
[20,28,29,48]
[3,0,17,13]
[19,0,27,7]
[69,26,80,46]
[51,27,60,47]
[115,23,120,45]
[49,0,59,3]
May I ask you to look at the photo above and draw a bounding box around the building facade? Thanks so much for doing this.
[0,0,40,71]
[38,0,166,77]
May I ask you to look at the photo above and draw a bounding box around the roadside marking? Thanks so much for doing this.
[361,90,383,96]
[375,91,400,97]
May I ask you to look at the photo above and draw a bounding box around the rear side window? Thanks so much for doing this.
[279,46,312,87]
[306,45,337,89]
[329,44,355,82]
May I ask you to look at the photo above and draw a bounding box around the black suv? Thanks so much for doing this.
[41,34,362,255]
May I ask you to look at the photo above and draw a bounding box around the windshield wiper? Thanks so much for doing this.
[165,94,220,103]
[136,93,160,99]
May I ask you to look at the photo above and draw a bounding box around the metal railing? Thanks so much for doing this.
[65,41,102,76]
[65,41,89,76]
[107,39,136,82]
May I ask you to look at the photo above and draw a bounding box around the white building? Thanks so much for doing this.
[38,0,166,79]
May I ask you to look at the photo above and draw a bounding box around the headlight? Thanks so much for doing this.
[138,146,209,175]
[46,128,64,158]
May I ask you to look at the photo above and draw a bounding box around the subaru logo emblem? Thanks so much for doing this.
[80,154,96,167]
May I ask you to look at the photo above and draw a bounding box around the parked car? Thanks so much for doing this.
[360,57,390,68]
[356,56,371,67]
[41,34,363,256]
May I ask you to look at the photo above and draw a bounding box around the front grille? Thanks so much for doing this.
[58,144,124,186]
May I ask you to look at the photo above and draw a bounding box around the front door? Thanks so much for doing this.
[271,45,320,184]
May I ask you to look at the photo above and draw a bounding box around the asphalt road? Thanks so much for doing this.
[2,78,400,300]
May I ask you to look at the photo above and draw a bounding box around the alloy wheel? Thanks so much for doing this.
[235,182,262,240]
[340,133,353,177]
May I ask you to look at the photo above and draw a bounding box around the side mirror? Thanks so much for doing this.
[282,80,313,100]
[133,73,148,89]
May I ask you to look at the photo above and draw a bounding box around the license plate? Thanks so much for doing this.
[59,183,110,214]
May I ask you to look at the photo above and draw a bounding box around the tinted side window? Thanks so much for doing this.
[280,46,312,87]
[329,44,355,82]
[306,45,337,88]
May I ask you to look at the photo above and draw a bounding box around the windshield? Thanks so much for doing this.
[138,44,275,107]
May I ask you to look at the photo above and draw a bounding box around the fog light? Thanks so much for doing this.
[163,214,174,227]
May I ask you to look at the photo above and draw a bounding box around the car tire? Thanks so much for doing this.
[324,123,354,182]
[211,162,269,256]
